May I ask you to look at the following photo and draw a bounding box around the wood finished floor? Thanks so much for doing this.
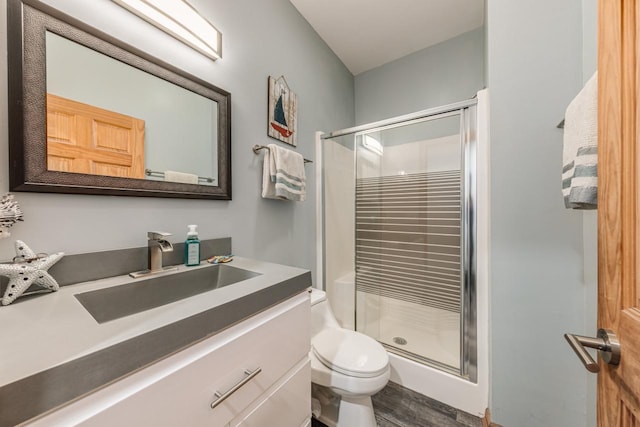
[312,381,482,427]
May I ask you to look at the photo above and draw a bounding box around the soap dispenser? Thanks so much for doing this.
[184,225,200,266]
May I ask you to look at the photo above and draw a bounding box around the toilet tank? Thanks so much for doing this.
[310,288,340,336]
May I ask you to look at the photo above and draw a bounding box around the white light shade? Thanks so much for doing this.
[112,0,221,60]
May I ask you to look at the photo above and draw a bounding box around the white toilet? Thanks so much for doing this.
[310,288,390,427]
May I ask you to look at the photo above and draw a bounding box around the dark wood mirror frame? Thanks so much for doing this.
[7,0,232,200]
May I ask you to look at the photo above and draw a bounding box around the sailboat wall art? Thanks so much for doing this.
[267,76,298,146]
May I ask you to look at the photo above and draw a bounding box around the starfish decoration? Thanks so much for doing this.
[0,240,64,306]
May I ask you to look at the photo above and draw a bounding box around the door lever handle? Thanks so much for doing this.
[564,328,620,373]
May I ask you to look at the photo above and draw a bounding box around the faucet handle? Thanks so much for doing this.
[148,231,172,240]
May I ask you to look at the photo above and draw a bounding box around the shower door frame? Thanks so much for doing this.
[321,98,479,382]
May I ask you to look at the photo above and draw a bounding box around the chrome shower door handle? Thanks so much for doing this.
[564,328,621,373]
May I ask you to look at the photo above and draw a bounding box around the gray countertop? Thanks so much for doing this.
[0,257,311,426]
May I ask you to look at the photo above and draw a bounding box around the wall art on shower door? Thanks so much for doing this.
[267,75,298,146]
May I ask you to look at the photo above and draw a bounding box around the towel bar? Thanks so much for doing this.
[252,144,313,163]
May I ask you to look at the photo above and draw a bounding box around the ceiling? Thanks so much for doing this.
[289,0,485,75]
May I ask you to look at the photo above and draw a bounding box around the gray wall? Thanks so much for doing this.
[582,0,597,81]
[0,0,354,283]
[354,27,485,125]
[487,0,592,426]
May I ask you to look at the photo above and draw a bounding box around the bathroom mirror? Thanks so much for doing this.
[7,0,232,199]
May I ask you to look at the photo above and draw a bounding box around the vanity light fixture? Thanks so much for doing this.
[111,0,222,60]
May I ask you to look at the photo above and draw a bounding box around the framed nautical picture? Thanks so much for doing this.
[267,76,297,146]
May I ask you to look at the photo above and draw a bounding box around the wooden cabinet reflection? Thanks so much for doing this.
[46,93,145,179]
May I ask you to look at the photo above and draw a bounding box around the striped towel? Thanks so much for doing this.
[562,72,598,209]
[262,143,306,201]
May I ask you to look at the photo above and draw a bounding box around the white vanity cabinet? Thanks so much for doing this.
[27,292,311,427]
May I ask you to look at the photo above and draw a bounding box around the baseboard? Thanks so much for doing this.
[482,409,503,427]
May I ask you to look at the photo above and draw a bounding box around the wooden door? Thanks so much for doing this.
[598,0,640,425]
[46,93,145,179]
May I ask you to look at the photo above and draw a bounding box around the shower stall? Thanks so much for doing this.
[317,91,488,415]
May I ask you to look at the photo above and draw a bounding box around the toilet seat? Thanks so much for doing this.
[312,328,389,378]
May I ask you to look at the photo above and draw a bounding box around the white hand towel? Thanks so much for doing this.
[261,144,306,201]
[164,170,199,184]
[562,72,598,209]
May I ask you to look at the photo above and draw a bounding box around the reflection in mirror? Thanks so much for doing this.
[46,32,218,185]
[7,0,231,199]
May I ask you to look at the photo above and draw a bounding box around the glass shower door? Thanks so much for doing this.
[354,112,466,374]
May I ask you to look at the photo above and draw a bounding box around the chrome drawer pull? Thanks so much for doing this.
[210,368,262,409]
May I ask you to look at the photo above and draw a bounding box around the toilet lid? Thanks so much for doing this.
[312,328,389,378]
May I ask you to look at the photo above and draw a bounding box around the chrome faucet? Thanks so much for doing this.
[129,231,178,278]
[148,231,174,271]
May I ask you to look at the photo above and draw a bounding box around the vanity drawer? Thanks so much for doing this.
[30,292,310,427]
[230,358,310,427]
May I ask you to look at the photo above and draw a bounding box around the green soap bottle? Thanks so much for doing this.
[184,224,200,266]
